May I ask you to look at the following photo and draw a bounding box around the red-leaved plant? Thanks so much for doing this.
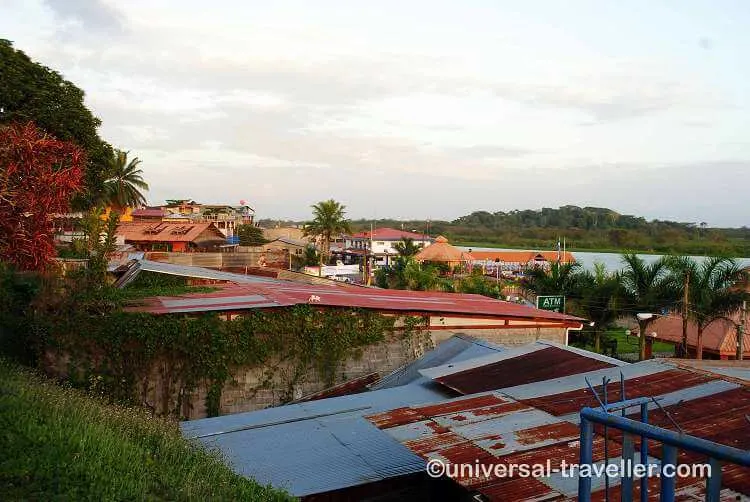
[0,122,84,270]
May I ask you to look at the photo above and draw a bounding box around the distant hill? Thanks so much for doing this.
[260,206,750,256]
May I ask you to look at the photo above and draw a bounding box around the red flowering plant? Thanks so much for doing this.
[0,122,84,270]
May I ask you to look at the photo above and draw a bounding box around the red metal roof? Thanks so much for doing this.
[293,372,380,403]
[125,281,584,325]
[131,208,167,218]
[433,346,617,395]
[649,314,749,357]
[520,368,715,416]
[349,227,431,241]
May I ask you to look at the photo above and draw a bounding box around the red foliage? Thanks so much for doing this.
[0,122,84,270]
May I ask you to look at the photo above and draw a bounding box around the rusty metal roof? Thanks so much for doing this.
[125,266,584,324]
[368,359,750,501]
[430,345,619,395]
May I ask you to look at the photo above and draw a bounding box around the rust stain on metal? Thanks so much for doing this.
[403,432,466,456]
[522,369,715,416]
[452,414,467,421]
[294,372,379,402]
[515,422,580,445]
[366,407,425,429]
[425,420,451,434]
[434,346,616,395]
[413,394,508,417]
[477,477,558,502]
[472,401,531,416]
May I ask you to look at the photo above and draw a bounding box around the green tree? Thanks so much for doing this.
[456,270,504,299]
[667,256,748,359]
[620,253,676,361]
[393,237,421,257]
[575,263,624,352]
[103,150,149,210]
[236,224,267,246]
[303,199,352,267]
[521,261,582,310]
[0,39,113,208]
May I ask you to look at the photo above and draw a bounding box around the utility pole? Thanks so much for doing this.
[681,272,689,358]
[738,300,746,360]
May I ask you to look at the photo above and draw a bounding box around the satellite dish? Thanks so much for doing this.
[239,199,246,205]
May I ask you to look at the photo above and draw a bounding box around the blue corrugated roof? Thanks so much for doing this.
[183,383,449,497]
[181,335,507,497]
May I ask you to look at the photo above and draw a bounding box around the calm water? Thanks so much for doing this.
[459,247,750,272]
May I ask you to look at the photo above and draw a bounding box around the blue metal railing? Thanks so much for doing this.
[578,405,750,502]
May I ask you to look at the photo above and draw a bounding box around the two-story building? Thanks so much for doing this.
[344,227,433,266]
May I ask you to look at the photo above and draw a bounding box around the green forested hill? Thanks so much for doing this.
[258,205,750,256]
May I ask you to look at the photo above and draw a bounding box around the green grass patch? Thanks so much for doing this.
[113,271,219,301]
[0,358,293,501]
[604,329,676,354]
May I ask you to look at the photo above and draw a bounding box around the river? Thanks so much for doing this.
[459,246,750,272]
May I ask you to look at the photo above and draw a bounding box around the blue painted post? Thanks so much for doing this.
[621,433,634,502]
[706,457,722,502]
[660,444,677,502]
[579,416,593,502]
[639,403,649,502]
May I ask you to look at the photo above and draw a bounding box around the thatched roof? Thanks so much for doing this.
[414,236,474,264]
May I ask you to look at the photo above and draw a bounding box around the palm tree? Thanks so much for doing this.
[521,261,582,312]
[393,237,421,257]
[302,199,352,266]
[103,150,148,210]
[576,263,624,352]
[668,256,748,359]
[620,253,676,361]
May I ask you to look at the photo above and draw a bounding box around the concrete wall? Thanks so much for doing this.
[429,327,567,347]
[144,250,287,269]
[185,330,433,419]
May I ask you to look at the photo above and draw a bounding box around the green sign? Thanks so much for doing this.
[536,295,565,313]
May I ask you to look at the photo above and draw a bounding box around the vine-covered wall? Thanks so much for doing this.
[39,305,429,418]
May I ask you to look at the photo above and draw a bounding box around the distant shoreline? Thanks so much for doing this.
[454,241,750,258]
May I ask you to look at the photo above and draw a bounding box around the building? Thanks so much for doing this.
[115,222,228,252]
[131,207,168,221]
[471,250,576,276]
[345,228,433,266]
[414,235,474,270]
[647,313,749,360]
[262,226,308,242]
[157,200,255,238]
[126,265,584,348]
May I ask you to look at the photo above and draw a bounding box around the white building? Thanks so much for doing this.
[345,227,433,266]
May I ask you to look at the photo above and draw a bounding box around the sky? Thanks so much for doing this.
[2,1,750,226]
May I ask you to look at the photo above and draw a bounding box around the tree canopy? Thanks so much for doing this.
[0,39,113,209]
[303,199,352,259]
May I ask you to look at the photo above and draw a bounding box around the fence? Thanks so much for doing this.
[578,384,750,501]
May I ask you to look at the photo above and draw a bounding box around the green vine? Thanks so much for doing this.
[33,292,427,418]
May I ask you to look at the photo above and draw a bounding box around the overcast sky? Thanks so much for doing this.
[3,1,749,226]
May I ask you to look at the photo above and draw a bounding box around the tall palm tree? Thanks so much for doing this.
[103,150,148,210]
[393,237,421,257]
[668,256,748,359]
[303,199,352,265]
[575,263,624,352]
[620,253,676,361]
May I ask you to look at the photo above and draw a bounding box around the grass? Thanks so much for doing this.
[0,358,294,501]
[604,329,676,354]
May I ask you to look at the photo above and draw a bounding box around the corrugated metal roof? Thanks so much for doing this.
[127,266,585,324]
[370,335,505,391]
[139,259,279,283]
[368,359,750,501]
[430,345,619,395]
[419,341,626,381]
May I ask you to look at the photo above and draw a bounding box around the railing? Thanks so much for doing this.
[578,400,750,502]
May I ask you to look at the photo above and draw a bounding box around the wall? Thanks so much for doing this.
[145,250,287,269]
[185,331,433,419]
[429,327,567,347]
